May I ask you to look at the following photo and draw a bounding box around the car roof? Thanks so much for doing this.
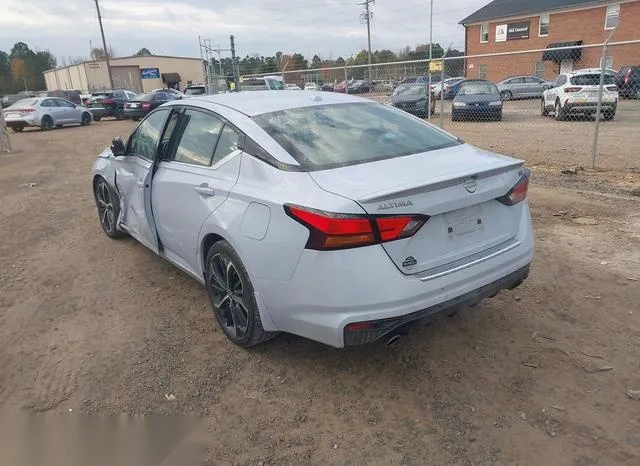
[182,90,371,116]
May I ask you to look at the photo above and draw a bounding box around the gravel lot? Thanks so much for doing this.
[1,119,639,465]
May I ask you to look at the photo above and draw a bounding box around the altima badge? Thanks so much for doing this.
[377,200,414,211]
[463,178,478,193]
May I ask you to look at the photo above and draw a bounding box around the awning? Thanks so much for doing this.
[542,41,583,62]
[161,72,181,83]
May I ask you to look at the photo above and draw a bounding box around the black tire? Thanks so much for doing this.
[81,112,92,126]
[131,117,139,122]
[55,124,63,128]
[603,110,615,121]
[495,112,503,121]
[11,126,24,133]
[93,177,126,239]
[554,100,565,121]
[93,115,102,121]
[541,99,549,116]
[114,107,124,120]
[501,90,512,101]
[205,241,278,348]
[40,115,53,131]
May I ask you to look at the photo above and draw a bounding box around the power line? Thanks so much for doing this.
[93,0,114,89]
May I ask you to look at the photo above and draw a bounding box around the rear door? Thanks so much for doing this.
[53,98,75,123]
[152,108,242,274]
[525,77,544,96]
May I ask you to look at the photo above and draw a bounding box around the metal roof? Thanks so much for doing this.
[460,0,611,24]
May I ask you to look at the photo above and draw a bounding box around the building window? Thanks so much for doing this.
[480,23,489,43]
[478,64,488,79]
[605,4,620,29]
[534,61,545,79]
[539,14,549,36]
[600,56,614,69]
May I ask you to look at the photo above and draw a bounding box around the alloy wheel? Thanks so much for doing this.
[96,180,115,232]
[208,253,249,339]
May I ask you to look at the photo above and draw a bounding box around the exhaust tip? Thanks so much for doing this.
[386,334,402,347]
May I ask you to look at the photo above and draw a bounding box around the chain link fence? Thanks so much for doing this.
[242,41,640,171]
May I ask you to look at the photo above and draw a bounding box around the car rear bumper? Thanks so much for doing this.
[564,102,616,114]
[123,109,149,118]
[254,202,534,347]
[4,117,37,127]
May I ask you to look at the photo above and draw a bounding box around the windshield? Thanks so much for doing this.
[570,74,616,85]
[185,87,206,95]
[393,84,426,96]
[9,98,39,108]
[265,78,285,90]
[458,82,498,95]
[253,102,460,171]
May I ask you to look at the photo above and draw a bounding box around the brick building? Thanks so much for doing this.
[460,0,640,81]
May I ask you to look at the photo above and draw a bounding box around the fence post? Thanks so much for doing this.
[439,61,446,128]
[591,27,617,169]
[344,65,349,94]
[426,60,431,121]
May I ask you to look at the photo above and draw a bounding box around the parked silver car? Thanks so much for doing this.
[3,97,92,132]
[497,76,553,100]
[92,91,533,348]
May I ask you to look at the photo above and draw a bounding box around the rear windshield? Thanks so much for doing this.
[253,102,460,171]
[458,82,498,95]
[135,93,154,101]
[570,74,616,85]
[185,87,206,95]
[10,99,39,107]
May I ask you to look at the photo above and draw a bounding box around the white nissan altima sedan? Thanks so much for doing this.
[92,91,533,348]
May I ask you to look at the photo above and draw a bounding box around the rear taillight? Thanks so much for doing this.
[102,97,113,105]
[606,85,617,91]
[285,205,428,250]
[142,103,151,109]
[21,108,35,113]
[498,169,530,206]
[564,87,582,93]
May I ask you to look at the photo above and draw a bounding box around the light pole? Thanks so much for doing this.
[94,0,114,89]
[359,0,375,81]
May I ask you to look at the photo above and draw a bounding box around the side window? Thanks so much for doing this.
[478,64,488,80]
[213,125,241,165]
[480,23,489,43]
[525,77,541,84]
[114,91,125,99]
[56,99,74,107]
[158,111,181,161]
[41,99,53,108]
[128,109,169,160]
[172,110,224,166]
[511,77,525,84]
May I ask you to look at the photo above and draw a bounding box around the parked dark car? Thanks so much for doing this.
[399,74,449,86]
[347,80,373,94]
[452,80,503,121]
[321,83,335,92]
[2,94,22,108]
[616,65,640,99]
[391,83,435,118]
[40,90,82,105]
[86,89,137,120]
[123,92,177,121]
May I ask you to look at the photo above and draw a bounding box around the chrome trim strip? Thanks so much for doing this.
[418,238,521,282]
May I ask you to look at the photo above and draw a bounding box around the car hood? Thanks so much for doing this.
[391,94,426,104]
[454,94,500,103]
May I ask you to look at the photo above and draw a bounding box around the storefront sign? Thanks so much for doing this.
[496,21,530,41]
[507,21,530,40]
[140,68,160,79]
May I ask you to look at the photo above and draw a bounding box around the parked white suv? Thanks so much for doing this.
[304,82,319,91]
[542,70,618,121]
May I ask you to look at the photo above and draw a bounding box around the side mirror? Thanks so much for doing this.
[111,136,126,156]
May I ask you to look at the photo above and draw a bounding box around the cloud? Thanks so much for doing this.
[0,0,484,60]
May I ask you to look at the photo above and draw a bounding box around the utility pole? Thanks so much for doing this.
[94,0,114,89]
[230,35,240,91]
[359,0,374,81]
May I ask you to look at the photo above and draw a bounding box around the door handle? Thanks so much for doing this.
[194,184,215,197]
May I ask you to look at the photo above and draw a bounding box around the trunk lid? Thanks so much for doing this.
[309,144,525,275]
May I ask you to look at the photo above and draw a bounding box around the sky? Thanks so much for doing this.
[0,0,485,63]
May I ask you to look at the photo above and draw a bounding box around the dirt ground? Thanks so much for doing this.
[1,119,639,465]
